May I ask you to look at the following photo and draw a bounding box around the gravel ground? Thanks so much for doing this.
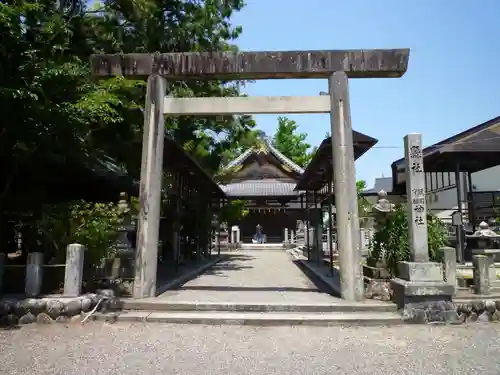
[158,250,338,303]
[1,322,500,375]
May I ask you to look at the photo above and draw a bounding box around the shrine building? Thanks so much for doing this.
[219,138,305,243]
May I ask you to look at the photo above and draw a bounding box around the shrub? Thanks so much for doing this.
[368,205,447,276]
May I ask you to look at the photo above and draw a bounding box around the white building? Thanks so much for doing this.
[366,116,500,225]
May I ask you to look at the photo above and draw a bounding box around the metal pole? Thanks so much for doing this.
[314,191,321,265]
[455,161,464,263]
[176,174,183,274]
[467,171,475,231]
[207,199,211,258]
[305,191,310,260]
[328,180,334,276]
[218,198,222,256]
[299,194,304,247]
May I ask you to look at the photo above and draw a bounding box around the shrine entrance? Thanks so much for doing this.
[237,207,301,243]
[91,48,410,301]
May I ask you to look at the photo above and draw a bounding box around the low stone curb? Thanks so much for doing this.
[155,256,223,295]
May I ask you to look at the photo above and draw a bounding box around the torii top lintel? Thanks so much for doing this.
[90,49,409,80]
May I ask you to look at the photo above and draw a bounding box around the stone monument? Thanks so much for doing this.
[391,133,455,322]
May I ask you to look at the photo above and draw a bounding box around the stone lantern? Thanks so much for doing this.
[466,221,500,288]
[466,221,500,259]
[372,190,395,229]
[115,192,137,280]
[211,214,219,247]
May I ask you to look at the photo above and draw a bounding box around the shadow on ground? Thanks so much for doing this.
[0,322,20,330]
[292,259,341,298]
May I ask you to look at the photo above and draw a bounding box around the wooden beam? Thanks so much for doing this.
[163,96,331,115]
[90,49,410,80]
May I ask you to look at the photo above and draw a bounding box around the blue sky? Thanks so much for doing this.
[231,0,500,186]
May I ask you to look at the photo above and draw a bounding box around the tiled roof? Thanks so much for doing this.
[362,177,394,195]
[224,139,304,174]
[221,179,300,197]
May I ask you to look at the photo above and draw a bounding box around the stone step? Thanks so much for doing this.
[454,292,500,302]
[455,287,500,298]
[240,244,284,250]
[119,300,397,313]
[93,310,403,327]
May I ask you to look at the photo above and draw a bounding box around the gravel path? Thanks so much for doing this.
[1,322,499,375]
[159,250,338,303]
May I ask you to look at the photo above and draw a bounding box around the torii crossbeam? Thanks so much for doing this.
[90,49,410,300]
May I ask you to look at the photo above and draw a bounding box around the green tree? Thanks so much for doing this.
[272,116,316,168]
[0,0,254,208]
[84,0,255,176]
[0,0,257,259]
[357,180,372,226]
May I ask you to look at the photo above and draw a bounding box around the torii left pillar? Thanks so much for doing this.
[133,74,166,298]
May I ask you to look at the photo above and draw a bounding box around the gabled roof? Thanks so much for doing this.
[361,177,394,195]
[224,138,305,175]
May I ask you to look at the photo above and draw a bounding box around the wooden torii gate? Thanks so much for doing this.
[91,49,410,301]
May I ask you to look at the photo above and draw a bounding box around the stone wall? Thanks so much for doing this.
[455,300,500,322]
[0,289,119,326]
[364,279,391,301]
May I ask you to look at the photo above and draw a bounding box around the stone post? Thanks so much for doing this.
[405,134,429,263]
[134,74,166,298]
[231,226,235,243]
[438,246,457,286]
[64,244,85,297]
[25,252,44,297]
[328,71,364,301]
[283,228,291,249]
[391,134,454,309]
[473,254,490,295]
[236,226,241,244]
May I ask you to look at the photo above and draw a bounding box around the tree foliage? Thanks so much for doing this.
[0,0,254,212]
[0,0,261,263]
[271,116,316,168]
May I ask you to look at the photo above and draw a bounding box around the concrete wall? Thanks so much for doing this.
[427,165,500,213]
